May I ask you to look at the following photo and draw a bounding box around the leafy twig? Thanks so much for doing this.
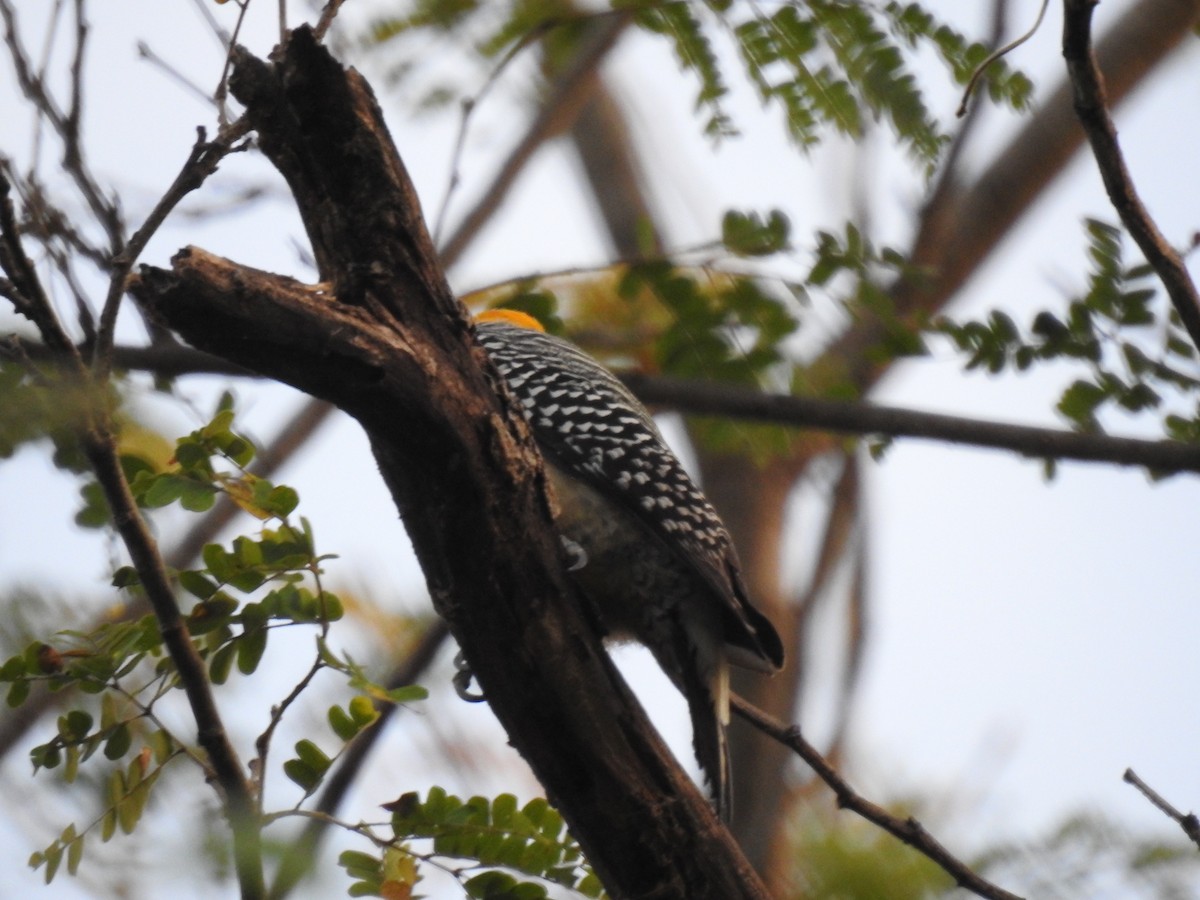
[1062,0,1200,353]
[267,619,451,899]
[0,115,264,900]
[77,423,265,897]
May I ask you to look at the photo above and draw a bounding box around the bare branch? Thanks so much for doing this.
[1123,768,1200,851]
[0,0,124,252]
[731,695,1024,900]
[625,372,1200,475]
[1062,0,1200,352]
[313,0,348,43]
[94,125,248,377]
[15,339,1200,474]
[793,456,860,626]
[0,165,77,355]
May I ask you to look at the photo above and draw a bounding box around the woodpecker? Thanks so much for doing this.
[475,309,785,820]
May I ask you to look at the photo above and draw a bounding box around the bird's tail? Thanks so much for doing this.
[674,637,733,821]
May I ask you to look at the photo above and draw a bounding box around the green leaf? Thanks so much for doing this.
[60,709,94,741]
[75,480,112,528]
[63,744,81,782]
[111,566,141,588]
[188,594,239,634]
[178,479,218,512]
[208,642,237,685]
[283,759,321,792]
[104,723,133,760]
[147,728,175,765]
[721,209,791,256]
[1057,379,1108,428]
[7,680,31,707]
[386,684,429,704]
[236,627,268,675]
[328,705,359,742]
[339,849,382,879]
[293,739,332,773]
[66,830,84,876]
[179,569,218,599]
[465,870,519,898]
[349,694,379,726]
[43,840,62,884]
[116,758,153,834]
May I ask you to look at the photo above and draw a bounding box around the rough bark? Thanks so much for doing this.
[131,27,768,900]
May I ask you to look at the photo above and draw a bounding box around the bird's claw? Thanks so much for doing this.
[560,536,588,572]
[452,650,486,702]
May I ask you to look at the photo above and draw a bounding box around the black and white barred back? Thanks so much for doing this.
[476,318,784,818]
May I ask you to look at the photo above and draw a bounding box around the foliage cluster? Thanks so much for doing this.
[936,219,1200,443]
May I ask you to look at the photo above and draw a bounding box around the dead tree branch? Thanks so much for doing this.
[132,28,770,899]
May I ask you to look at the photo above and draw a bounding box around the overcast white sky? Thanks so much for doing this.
[1,1,1199,897]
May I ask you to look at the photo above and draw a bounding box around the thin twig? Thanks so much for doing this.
[437,12,631,267]
[1062,0,1200,353]
[0,0,124,253]
[957,0,1048,116]
[312,0,347,43]
[731,695,1024,900]
[267,619,451,899]
[188,0,231,50]
[93,126,247,378]
[137,40,220,107]
[430,12,601,246]
[1123,768,1200,851]
[0,165,77,354]
[215,0,252,127]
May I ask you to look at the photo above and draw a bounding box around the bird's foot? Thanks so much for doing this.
[452,650,486,702]
[560,536,588,572]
